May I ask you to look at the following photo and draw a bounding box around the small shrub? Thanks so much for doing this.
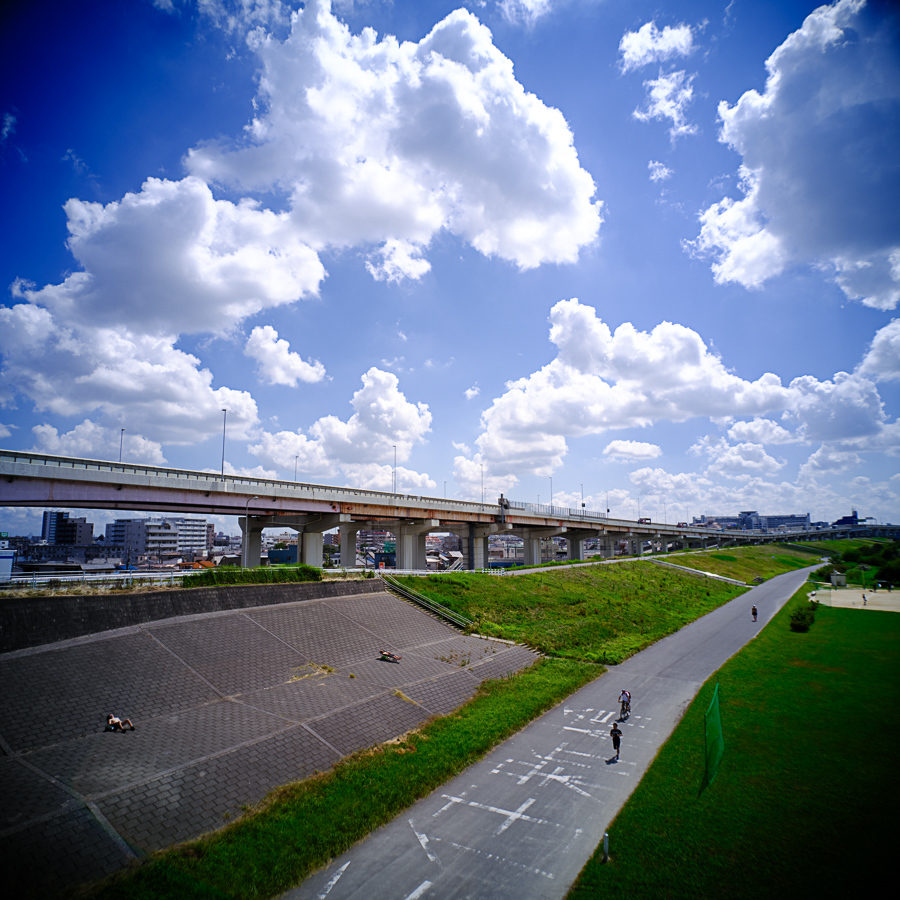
[789,599,819,632]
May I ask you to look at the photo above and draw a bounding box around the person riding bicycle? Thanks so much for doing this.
[618,689,631,718]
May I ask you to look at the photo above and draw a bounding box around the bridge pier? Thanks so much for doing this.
[241,513,350,568]
[565,530,597,561]
[513,527,566,567]
[463,523,513,570]
[397,520,440,570]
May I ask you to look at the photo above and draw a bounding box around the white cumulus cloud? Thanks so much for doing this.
[244,325,327,386]
[691,0,900,308]
[249,366,433,484]
[603,440,662,461]
[692,436,786,477]
[187,0,602,275]
[497,0,555,26]
[786,371,885,442]
[19,176,324,337]
[857,319,900,381]
[468,298,791,477]
[727,417,795,445]
[633,70,698,140]
[648,160,673,182]
[619,21,694,73]
[31,420,167,465]
[0,302,260,445]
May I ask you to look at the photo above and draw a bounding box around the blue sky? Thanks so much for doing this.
[2,0,899,536]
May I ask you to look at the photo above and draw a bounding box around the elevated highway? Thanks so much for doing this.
[0,450,892,570]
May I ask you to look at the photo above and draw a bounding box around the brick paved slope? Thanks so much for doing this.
[0,589,539,896]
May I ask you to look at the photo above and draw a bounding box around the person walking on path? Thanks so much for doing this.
[751,605,758,622]
[610,723,622,761]
[862,593,867,606]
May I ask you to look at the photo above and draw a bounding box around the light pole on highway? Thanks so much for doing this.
[118,428,124,463]
[294,455,299,481]
[481,464,484,503]
[392,445,397,494]
[243,495,258,568]
[220,409,227,479]
[549,476,553,513]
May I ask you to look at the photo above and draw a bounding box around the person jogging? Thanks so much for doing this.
[751,605,758,622]
[610,723,622,761]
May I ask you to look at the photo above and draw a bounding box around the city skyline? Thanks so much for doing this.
[2,0,899,536]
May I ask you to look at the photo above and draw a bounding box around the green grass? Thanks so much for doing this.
[567,591,899,899]
[72,553,806,899]
[396,564,745,664]
[666,543,823,583]
[182,565,321,587]
[76,658,596,900]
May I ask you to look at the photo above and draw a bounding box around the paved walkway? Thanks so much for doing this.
[0,591,538,896]
[286,568,816,900]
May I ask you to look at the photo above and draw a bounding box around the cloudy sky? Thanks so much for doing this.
[2,0,899,536]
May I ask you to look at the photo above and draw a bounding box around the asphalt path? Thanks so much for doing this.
[284,567,816,900]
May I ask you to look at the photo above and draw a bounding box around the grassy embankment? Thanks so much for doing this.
[396,544,819,664]
[77,548,816,899]
[567,585,899,898]
[660,541,824,584]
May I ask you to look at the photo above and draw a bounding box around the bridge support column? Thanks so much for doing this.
[298,514,351,568]
[340,521,377,568]
[397,520,440,570]
[513,527,566,567]
[564,530,596,562]
[240,516,265,568]
[464,523,512,570]
[339,523,362,568]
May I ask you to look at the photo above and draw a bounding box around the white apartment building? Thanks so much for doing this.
[105,517,210,558]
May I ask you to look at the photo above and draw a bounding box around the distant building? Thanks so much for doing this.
[694,511,810,530]
[41,511,93,545]
[832,510,859,527]
[105,517,210,558]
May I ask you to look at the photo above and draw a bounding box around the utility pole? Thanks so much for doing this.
[220,409,227,479]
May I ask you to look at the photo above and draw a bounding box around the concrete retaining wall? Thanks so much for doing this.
[0,578,387,654]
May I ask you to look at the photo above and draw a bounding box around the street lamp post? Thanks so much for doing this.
[243,495,258,568]
[118,428,124,463]
[480,464,484,504]
[220,409,227,479]
[392,445,397,494]
[549,476,553,513]
[294,455,299,481]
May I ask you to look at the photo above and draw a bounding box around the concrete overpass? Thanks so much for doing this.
[1,450,893,570]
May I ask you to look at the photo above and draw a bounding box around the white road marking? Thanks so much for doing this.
[317,861,350,899]
[409,820,438,864]
[599,710,616,723]
[515,743,568,784]
[442,838,555,880]
[433,794,553,834]
[402,881,432,900]
[563,725,597,735]
[432,794,465,817]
